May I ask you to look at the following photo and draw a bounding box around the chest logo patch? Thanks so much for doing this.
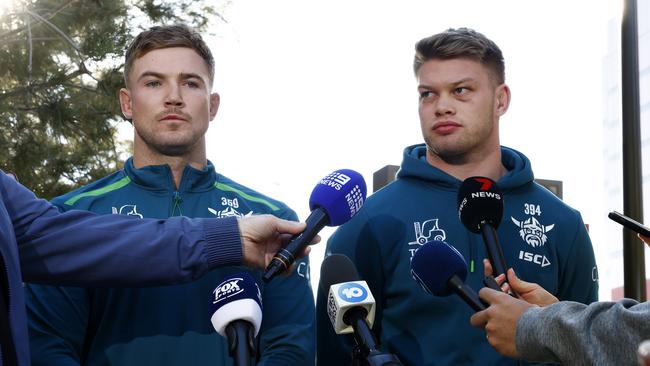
[111,204,143,218]
[407,218,446,258]
[511,216,555,248]
[208,206,253,218]
[209,197,253,218]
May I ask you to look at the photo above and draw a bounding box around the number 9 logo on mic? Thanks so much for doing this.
[337,283,368,303]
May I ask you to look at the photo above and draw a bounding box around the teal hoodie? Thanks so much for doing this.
[316,144,597,366]
[25,158,315,366]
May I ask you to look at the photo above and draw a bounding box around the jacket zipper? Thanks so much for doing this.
[172,191,183,216]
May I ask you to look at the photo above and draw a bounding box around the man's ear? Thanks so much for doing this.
[209,92,220,121]
[495,84,511,116]
[119,88,133,121]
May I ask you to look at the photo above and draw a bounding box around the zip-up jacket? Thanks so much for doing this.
[25,158,315,366]
[316,144,598,366]
[0,169,243,366]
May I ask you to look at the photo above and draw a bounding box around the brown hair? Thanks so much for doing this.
[413,28,505,85]
[123,24,214,86]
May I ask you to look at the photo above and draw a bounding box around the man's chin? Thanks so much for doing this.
[153,144,192,157]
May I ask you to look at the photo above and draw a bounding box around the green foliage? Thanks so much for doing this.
[0,0,225,199]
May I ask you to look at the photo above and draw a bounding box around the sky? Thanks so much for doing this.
[200,0,626,299]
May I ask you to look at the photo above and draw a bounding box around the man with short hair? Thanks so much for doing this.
[26,24,315,366]
[316,28,598,365]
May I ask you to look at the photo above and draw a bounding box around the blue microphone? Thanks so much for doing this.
[209,272,262,366]
[263,169,367,281]
[410,240,486,311]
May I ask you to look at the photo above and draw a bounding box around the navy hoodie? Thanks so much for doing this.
[316,144,598,366]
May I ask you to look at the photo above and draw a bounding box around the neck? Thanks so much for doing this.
[426,145,507,182]
[132,144,207,189]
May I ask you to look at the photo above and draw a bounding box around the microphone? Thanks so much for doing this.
[457,176,509,278]
[410,240,486,312]
[263,169,367,282]
[209,272,262,366]
[321,254,403,366]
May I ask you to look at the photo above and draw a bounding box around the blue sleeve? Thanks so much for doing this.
[24,284,88,366]
[316,210,384,365]
[1,173,242,286]
[556,213,598,303]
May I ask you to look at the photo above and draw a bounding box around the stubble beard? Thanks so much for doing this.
[137,127,201,157]
[424,121,494,165]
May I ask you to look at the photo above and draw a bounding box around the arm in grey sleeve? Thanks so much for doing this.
[516,299,650,365]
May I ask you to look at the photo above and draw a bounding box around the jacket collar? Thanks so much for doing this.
[123,157,217,192]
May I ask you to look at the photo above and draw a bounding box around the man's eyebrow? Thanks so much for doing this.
[136,71,164,82]
[418,77,476,89]
[179,73,207,84]
[136,71,207,84]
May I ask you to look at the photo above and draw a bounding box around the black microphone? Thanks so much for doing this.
[410,240,486,311]
[264,169,367,281]
[457,176,509,279]
[320,254,403,366]
[209,273,262,366]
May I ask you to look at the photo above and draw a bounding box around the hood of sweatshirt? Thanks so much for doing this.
[396,143,535,191]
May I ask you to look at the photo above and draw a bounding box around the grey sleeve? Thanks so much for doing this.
[516,299,650,365]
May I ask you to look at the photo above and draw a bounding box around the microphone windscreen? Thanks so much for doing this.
[209,272,263,337]
[457,176,504,233]
[309,169,367,226]
[320,254,360,291]
[321,254,376,334]
[410,240,468,296]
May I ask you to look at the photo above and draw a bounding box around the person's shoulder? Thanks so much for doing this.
[361,176,434,211]
[52,170,128,208]
[529,181,580,215]
[213,174,294,215]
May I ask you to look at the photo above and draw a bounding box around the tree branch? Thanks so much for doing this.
[0,0,79,40]
[0,67,88,100]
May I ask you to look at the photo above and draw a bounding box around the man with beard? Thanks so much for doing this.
[25,24,314,366]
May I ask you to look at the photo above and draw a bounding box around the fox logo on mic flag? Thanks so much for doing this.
[209,272,262,337]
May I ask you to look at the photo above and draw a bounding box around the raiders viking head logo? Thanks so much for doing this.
[511,216,555,247]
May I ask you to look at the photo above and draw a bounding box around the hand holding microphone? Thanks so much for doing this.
[238,214,312,269]
[264,169,367,281]
[209,272,263,366]
[483,260,557,306]
[469,287,535,358]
